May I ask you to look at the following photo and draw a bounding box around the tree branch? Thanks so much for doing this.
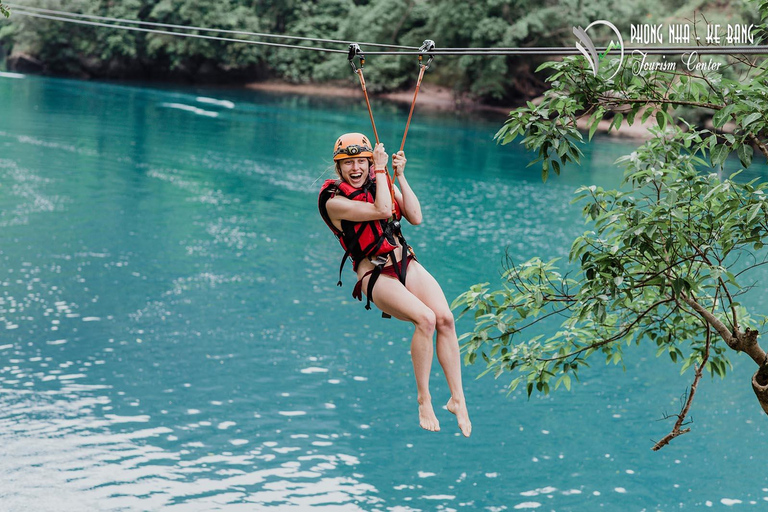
[652,325,710,451]
[490,305,574,341]
[679,291,734,346]
[537,298,675,362]
[747,132,768,160]
[598,96,721,111]
[681,292,767,367]
[683,236,739,333]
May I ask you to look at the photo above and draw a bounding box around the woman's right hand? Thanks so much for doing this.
[373,143,388,171]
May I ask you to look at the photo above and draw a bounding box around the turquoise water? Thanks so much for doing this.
[1,73,768,511]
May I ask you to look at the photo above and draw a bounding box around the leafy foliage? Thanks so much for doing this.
[454,124,766,396]
[0,0,760,100]
[495,49,768,182]
[146,0,263,75]
[455,0,768,445]
[1,0,263,78]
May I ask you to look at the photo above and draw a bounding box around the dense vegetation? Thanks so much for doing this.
[454,0,768,448]
[0,0,759,103]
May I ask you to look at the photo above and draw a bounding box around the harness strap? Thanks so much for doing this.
[337,223,388,286]
[392,237,410,286]
[337,247,351,286]
[353,246,410,320]
[365,263,384,312]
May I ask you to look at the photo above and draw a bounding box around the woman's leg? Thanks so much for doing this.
[361,273,440,432]
[403,261,472,437]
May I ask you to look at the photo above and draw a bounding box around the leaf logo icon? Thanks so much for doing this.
[573,20,625,79]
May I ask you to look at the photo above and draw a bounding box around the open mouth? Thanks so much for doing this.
[349,171,364,181]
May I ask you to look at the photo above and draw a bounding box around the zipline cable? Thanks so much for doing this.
[5,3,417,50]
[10,10,349,53]
[429,45,768,53]
[366,46,768,55]
[7,6,768,56]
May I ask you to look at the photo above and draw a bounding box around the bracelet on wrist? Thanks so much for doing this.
[374,169,387,174]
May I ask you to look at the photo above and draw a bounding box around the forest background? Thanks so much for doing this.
[0,0,761,106]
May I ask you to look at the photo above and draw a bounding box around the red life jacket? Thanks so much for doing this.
[318,178,410,317]
[318,178,402,272]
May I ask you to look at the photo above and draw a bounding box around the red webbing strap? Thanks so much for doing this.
[394,64,427,190]
[399,65,426,154]
[355,68,396,213]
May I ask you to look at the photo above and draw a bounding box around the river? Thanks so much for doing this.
[1,73,767,511]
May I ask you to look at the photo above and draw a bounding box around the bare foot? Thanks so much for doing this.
[446,397,472,437]
[418,397,440,432]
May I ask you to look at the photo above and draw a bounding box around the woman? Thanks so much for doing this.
[318,133,471,437]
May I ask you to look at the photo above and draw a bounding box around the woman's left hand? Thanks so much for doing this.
[392,151,407,176]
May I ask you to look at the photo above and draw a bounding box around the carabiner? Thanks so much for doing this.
[348,43,365,73]
[419,39,435,70]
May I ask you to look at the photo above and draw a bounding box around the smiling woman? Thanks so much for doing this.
[317,132,472,437]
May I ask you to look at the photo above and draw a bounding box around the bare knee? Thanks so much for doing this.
[435,310,455,333]
[414,308,436,336]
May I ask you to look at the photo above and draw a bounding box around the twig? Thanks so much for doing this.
[537,298,674,361]
[747,132,768,160]
[652,325,711,451]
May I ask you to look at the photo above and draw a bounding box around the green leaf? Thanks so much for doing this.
[711,144,729,167]
[742,112,762,129]
[535,61,556,73]
[627,108,636,126]
[712,104,736,128]
[656,111,666,130]
[738,144,754,168]
[748,203,762,223]
[642,108,654,124]
[611,113,624,131]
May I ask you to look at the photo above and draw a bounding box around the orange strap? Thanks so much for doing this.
[394,64,427,190]
[399,65,426,153]
[355,68,396,213]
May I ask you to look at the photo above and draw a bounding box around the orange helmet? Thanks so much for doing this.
[333,133,373,161]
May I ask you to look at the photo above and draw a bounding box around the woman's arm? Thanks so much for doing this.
[325,180,390,222]
[392,151,423,225]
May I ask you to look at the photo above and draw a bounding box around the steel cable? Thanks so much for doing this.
[6,7,768,56]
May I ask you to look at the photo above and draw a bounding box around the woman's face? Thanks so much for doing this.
[338,157,371,188]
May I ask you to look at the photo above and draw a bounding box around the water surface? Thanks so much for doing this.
[1,74,768,511]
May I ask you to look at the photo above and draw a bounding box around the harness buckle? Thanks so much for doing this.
[348,43,365,73]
